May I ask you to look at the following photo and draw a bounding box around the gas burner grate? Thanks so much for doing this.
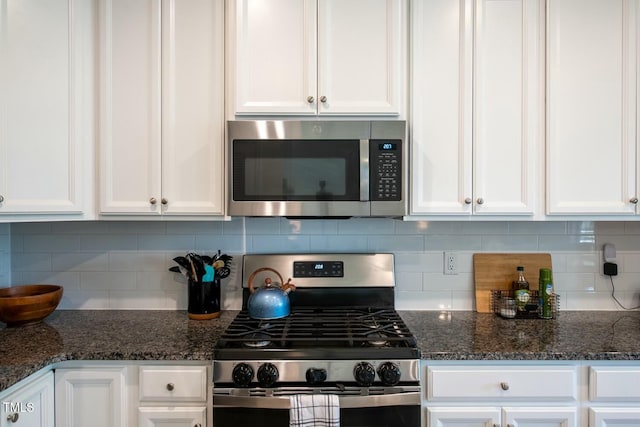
[217,307,417,350]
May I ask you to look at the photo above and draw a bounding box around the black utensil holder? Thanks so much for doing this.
[188,278,220,320]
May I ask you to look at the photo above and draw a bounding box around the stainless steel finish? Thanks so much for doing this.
[477,197,485,205]
[359,139,370,201]
[631,197,639,204]
[149,197,157,205]
[307,96,314,103]
[161,198,168,205]
[214,388,421,409]
[320,96,327,103]
[167,383,175,391]
[6,413,18,422]
[500,382,509,390]
[464,197,472,204]
[227,120,406,218]
[242,253,395,288]
[214,359,417,384]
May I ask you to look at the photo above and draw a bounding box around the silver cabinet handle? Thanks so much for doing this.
[0,195,4,203]
[476,198,485,205]
[500,382,509,390]
[7,413,19,422]
[166,382,175,391]
[194,424,202,427]
[464,197,472,204]
[320,96,327,103]
[307,96,314,103]
[631,197,638,204]
[150,197,157,205]
[161,198,168,205]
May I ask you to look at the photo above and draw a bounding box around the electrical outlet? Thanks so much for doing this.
[444,251,458,275]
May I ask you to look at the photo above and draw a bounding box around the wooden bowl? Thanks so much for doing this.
[0,285,63,326]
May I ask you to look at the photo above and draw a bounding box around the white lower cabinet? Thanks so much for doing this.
[54,362,211,427]
[137,365,208,427]
[588,366,640,427]
[55,366,130,427]
[423,363,579,427]
[0,369,54,427]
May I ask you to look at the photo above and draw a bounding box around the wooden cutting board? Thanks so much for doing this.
[473,253,552,313]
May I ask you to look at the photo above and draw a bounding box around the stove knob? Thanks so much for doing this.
[257,363,279,388]
[353,362,376,387]
[232,363,254,387]
[306,368,328,385]
[377,362,401,386]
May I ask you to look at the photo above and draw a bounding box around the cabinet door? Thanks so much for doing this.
[589,408,640,427]
[160,0,224,215]
[229,0,317,115]
[55,368,128,427]
[547,0,638,214]
[99,0,163,214]
[472,0,543,215]
[0,0,92,215]
[0,371,54,427]
[427,407,500,427]
[410,0,473,214]
[503,407,578,427]
[410,0,542,216]
[317,0,404,115]
[138,407,206,427]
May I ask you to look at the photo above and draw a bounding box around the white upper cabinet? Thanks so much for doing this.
[0,0,95,218]
[99,0,224,217]
[228,0,406,116]
[410,0,544,217]
[547,0,638,215]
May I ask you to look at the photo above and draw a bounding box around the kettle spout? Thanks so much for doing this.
[282,278,296,295]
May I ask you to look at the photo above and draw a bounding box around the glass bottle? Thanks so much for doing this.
[512,266,530,312]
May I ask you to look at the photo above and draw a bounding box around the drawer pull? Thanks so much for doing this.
[166,383,175,391]
[7,413,19,423]
[500,382,509,391]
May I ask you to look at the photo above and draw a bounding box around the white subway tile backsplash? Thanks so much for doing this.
[6,218,640,310]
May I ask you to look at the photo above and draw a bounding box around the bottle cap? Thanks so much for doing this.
[539,268,552,281]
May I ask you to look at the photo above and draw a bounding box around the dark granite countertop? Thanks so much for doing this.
[2,310,640,393]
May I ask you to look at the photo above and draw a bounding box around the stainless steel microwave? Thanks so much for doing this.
[227,120,406,218]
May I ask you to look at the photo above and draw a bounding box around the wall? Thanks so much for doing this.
[0,224,9,287]
[8,219,640,311]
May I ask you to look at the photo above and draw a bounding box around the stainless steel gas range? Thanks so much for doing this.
[213,253,421,427]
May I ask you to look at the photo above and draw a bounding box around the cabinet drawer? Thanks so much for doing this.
[139,366,207,402]
[427,365,577,401]
[590,367,640,401]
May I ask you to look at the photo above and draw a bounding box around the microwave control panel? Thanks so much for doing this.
[370,140,402,201]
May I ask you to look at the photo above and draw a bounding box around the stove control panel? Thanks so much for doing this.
[218,360,418,388]
[293,261,344,278]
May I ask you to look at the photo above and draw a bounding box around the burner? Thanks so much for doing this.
[243,332,271,348]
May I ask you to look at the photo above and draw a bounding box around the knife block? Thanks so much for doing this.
[188,277,220,320]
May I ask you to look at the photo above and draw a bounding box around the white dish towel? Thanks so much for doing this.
[289,394,340,427]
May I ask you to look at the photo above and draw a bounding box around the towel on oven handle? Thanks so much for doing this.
[289,394,340,427]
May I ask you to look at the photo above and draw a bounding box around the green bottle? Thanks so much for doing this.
[538,268,553,319]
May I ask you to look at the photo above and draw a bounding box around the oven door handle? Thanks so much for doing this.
[214,392,420,409]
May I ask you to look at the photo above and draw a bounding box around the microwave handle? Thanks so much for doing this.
[360,139,370,201]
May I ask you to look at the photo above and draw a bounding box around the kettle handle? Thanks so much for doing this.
[247,267,285,294]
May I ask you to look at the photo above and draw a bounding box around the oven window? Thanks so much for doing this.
[214,405,420,427]
[233,139,361,201]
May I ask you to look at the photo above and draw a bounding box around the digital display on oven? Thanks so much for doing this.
[293,261,344,277]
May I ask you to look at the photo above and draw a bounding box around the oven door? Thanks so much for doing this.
[213,387,421,427]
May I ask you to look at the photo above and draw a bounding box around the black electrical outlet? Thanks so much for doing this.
[604,262,618,276]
